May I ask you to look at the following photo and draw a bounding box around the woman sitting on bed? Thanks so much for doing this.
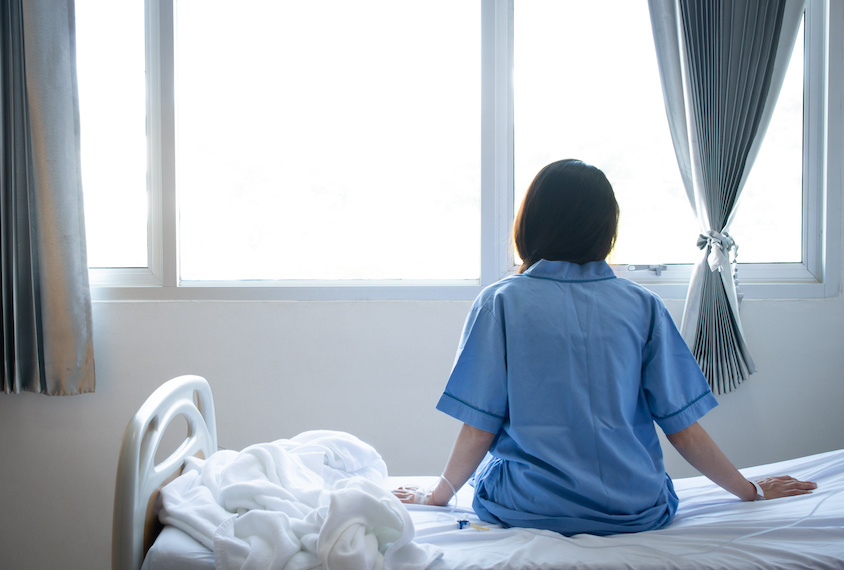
[395,159,816,536]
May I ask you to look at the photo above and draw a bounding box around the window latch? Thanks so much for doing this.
[627,264,668,276]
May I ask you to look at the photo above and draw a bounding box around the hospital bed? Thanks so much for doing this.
[114,375,844,570]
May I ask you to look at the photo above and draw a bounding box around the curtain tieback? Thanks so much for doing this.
[697,230,744,304]
[697,230,737,273]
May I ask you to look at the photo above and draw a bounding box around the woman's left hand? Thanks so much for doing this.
[756,476,817,500]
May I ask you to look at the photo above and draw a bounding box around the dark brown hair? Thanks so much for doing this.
[514,159,619,273]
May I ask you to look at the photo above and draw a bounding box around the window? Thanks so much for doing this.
[175,1,480,282]
[78,0,839,301]
[514,0,802,266]
[76,0,147,269]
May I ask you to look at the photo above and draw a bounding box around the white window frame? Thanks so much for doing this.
[89,0,841,302]
[613,0,841,301]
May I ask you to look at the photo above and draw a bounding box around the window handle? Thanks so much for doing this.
[627,264,668,276]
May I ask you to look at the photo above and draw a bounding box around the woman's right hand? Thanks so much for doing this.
[392,485,427,504]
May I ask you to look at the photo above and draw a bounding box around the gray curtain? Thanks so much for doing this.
[649,0,805,394]
[1,0,94,395]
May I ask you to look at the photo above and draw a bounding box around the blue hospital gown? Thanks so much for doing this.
[436,259,718,536]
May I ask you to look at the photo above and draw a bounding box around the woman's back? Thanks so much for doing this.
[438,259,717,535]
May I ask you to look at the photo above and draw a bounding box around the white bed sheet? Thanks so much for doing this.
[143,448,844,570]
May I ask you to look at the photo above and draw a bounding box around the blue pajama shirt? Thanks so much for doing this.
[436,259,718,536]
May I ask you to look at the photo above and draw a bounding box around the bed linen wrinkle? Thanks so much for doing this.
[145,449,844,569]
[157,430,442,570]
[412,449,844,568]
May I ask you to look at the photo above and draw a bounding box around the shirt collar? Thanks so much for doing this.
[522,259,616,283]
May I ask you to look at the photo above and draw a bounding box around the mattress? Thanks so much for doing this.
[142,447,844,569]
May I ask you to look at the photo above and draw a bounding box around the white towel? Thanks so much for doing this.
[158,430,442,570]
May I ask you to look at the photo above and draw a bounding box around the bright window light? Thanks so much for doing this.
[514,0,803,266]
[76,0,148,269]
[174,0,481,281]
[76,0,828,300]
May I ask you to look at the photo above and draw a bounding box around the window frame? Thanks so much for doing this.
[612,0,840,301]
[88,0,841,302]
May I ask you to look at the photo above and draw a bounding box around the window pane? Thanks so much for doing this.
[514,0,802,266]
[175,0,481,281]
[76,0,148,268]
[730,19,804,264]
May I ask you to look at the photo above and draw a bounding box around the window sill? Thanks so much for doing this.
[89,262,838,302]
[612,262,838,300]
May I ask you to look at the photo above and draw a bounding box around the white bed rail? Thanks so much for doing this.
[112,375,217,570]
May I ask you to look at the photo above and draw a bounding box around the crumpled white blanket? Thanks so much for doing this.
[158,430,442,570]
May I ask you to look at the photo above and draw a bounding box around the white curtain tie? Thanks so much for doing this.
[697,230,736,273]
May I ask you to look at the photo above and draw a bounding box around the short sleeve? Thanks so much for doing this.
[641,303,718,435]
[436,300,508,434]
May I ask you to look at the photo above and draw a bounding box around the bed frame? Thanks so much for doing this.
[112,375,217,570]
[117,376,844,570]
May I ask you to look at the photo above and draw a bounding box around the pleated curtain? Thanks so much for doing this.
[648,0,805,394]
[1,0,95,395]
